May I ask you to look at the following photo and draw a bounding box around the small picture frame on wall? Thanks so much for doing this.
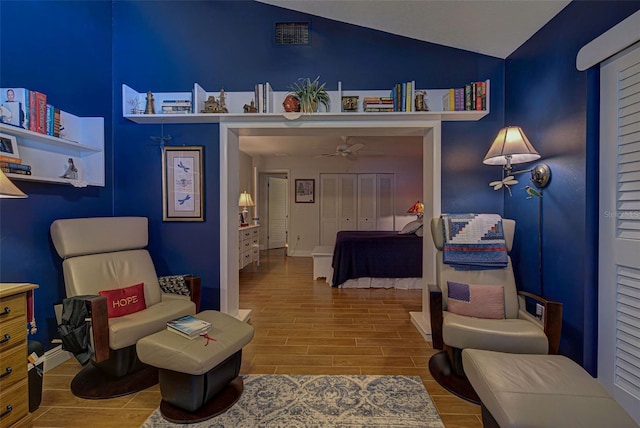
[162,146,204,222]
[295,179,315,203]
[0,133,19,159]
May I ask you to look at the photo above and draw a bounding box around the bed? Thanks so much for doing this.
[330,230,423,288]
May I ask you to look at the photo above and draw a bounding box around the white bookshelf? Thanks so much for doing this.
[122,80,490,124]
[0,114,105,187]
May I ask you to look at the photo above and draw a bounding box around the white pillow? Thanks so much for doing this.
[415,225,424,237]
[399,218,423,234]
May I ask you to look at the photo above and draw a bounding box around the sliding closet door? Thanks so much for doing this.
[599,41,640,423]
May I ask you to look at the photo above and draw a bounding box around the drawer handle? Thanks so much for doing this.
[0,334,10,344]
[0,405,12,418]
[0,307,10,316]
[0,367,12,378]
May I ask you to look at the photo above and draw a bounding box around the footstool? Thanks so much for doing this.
[462,349,638,428]
[136,310,254,423]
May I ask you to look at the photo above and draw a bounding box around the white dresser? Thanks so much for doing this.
[239,225,260,270]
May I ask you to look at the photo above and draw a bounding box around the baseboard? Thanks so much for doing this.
[43,345,72,373]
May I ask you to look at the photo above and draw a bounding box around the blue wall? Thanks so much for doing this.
[111,1,505,311]
[504,1,640,373]
[0,1,113,349]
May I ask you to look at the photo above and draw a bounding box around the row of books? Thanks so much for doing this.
[162,99,192,114]
[390,81,417,112]
[254,82,274,114]
[166,314,211,339]
[442,82,487,111]
[0,155,31,176]
[0,88,62,136]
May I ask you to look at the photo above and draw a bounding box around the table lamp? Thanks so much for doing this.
[238,191,254,226]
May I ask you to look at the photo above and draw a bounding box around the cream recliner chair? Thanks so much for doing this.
[51,216,200,399]
[428,216,562,402]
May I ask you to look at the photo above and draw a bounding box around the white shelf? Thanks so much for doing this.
[0,114,105,187]
[122,80,490,124]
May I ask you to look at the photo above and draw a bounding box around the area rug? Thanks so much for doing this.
[141,374,444,427]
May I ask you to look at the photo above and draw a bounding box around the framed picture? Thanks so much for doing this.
[0,133,19,159]
[295,179,315,203]
[162,146,204,222]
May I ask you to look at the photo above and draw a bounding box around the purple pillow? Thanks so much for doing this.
[447,281,505,319]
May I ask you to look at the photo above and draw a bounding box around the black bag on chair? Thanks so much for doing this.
[57,296,96,365]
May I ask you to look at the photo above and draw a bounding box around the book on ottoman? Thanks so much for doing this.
[167,315,211,339]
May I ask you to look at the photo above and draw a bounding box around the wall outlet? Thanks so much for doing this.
[536,303,545,320]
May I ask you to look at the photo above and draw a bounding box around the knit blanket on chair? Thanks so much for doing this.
[442,213,508,269]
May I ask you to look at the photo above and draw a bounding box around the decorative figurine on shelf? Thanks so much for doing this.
[218,88,228,113]
[201,88,229,113]
[60,157,78,179]
[144,91,155,114]
[283,94,300,112]
[414,91,429,111]
[243,99,258,113]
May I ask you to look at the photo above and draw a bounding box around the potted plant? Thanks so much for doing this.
[287,76,330,113]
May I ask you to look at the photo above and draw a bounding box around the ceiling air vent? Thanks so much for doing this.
[275,22,309,45]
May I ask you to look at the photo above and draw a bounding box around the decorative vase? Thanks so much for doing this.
[300,100,317,113]
[283,95,300,112]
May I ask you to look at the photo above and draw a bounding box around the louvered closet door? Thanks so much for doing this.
[599,40,640,423]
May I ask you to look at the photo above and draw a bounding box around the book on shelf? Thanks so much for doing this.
[1,166,31,175]
[0,161,30,171]
[0,155,22,164]
[166,314,211,340]
[29,91,47,134]
[0,101,23,127]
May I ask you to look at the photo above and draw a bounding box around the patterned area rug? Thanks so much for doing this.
[142,374,444,427]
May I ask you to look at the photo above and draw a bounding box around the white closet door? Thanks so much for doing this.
[320,174,339,246]
[376,173,395,230]
[339,174,357,231]
[599,41,640,424]
[357,174,376,230]
[267,176,287,249]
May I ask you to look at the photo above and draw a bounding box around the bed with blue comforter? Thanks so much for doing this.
[331,230,423,287]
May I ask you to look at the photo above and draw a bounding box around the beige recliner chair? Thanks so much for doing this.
[51,216,201,399]
[428,216,562,402]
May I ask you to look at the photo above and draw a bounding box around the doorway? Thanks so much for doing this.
[220,120,441,340]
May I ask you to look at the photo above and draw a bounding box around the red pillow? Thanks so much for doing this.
[98,283,147,318]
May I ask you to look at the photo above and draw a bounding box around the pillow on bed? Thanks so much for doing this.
[399,218,423,234]
[99,283,147,318]
[446,281,504,319]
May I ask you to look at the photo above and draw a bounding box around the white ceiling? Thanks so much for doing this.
[256,0,570,59]
[243,0,570,158]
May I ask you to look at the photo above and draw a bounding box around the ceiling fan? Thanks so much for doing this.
[316,137,365,158]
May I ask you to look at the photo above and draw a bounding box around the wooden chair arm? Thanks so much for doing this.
[84,296,110,363]
[429,283,444,350]
[184,275,202,312]
[518,291,563,354]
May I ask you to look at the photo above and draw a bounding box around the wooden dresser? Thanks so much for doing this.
[239,225,260,270]
[0,283,38,428]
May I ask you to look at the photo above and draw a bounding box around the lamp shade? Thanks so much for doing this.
[0,169,27,198]
[406,200,424,215]
[483,126,540,166]
[238,191,255,208]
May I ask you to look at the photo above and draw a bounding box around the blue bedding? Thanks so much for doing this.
[331,231,423,287]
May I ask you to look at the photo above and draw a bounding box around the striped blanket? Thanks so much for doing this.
[442,213,508,269]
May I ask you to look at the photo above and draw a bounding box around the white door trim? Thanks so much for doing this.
[220,120,440,336]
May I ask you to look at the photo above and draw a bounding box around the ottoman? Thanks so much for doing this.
[136,310,254,423]
[462,349,638,428]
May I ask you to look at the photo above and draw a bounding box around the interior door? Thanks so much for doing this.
[599,41,640,423]
[268,176,287,249]
[357,174,376,230]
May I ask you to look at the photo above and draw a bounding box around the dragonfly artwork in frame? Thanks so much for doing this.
[162,146,204,221]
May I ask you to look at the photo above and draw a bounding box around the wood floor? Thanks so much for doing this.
[32,249,481,427]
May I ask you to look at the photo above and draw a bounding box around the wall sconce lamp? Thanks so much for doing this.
[483,126,551,192]
[0,169,27,198]
[407,200,424,219]
[238,190,255,227]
